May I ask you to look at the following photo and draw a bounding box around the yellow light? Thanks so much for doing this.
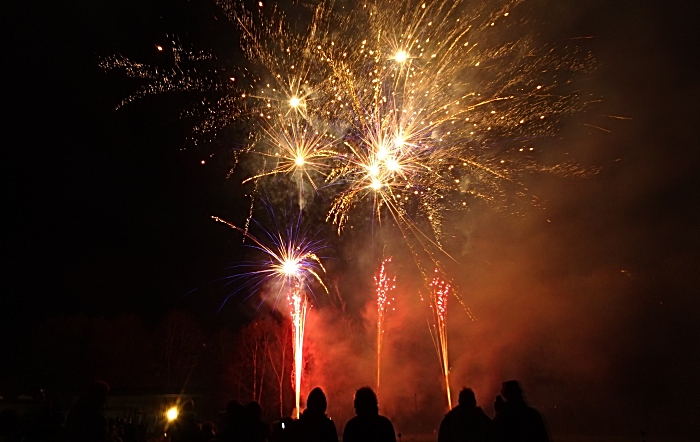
[166,407,178,422]
[394,50,408,63]
[371,179,383,190]
[368,164,380,177]
[377,146,388,160]
[395,135,404,147]
[282,260,300,276]
[295,156,305,166]
[386,158,400,171]
[289,97,301,108]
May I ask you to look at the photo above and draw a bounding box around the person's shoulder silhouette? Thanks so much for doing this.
[493,380,549,442]
[342,387,395,442]
[294,387,338,442]
[438,388,492,442]
[218,399,244,442]
[240,400,269,442]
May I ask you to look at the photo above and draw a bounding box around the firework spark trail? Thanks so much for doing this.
[428,269,452,410]
[288,277,308,419]
[375,257,396,390]
[211,216,325,417]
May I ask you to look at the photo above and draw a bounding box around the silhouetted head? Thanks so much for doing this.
[501,380,524,402]
[245,401,263,421]
[494,395,505,413]
[85,381,110,404]
[353,387,379,416]
[458,388,477,408]
[306,387,327,414]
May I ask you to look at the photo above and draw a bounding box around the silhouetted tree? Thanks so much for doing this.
[154,311,205,388]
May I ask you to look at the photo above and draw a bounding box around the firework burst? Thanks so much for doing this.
[211,215,326,417]
[103,0,595,253]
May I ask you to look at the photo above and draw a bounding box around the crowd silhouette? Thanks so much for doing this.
[0,380,549,442]
[437,382,549,442]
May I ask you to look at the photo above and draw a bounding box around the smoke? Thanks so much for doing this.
[237,1,700,436]
[292,190,682,437]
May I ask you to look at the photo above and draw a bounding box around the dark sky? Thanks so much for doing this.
[3,0,700,435]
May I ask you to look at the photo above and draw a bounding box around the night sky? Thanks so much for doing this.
[3,0,700,437]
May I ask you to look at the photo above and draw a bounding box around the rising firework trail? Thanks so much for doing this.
[375,256,396,390]
[428,268,452,410]
[286,272,309,419]
[211,216,327,418]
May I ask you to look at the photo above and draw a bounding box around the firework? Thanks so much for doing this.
[211,216,326,417]
[375,257,396,390]
[428,269,452,410]
[103,0,596,407]
[103,0,595,256]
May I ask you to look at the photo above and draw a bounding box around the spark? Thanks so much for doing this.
[282,259,301,276]
[394,50,408,63]
[428,269,452,410]
[375,257,396,390]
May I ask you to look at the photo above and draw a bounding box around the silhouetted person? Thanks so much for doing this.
[240,401,269,442]
[217,400,245,442]
[492,381,549,442]
[170,400,199,442]
[293,388,338,442]
[438,388,492,442]
[65,380,110,442]
[342,387,395,442]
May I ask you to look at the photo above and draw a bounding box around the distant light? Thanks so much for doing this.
[295,156,305,166]
[201,160,206,165]
[156,45,163,51]
[371,179,383,190]
[289,97,301,108]
[394,50,408,63]
[166,407,178,422]
[258,1,263,7]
